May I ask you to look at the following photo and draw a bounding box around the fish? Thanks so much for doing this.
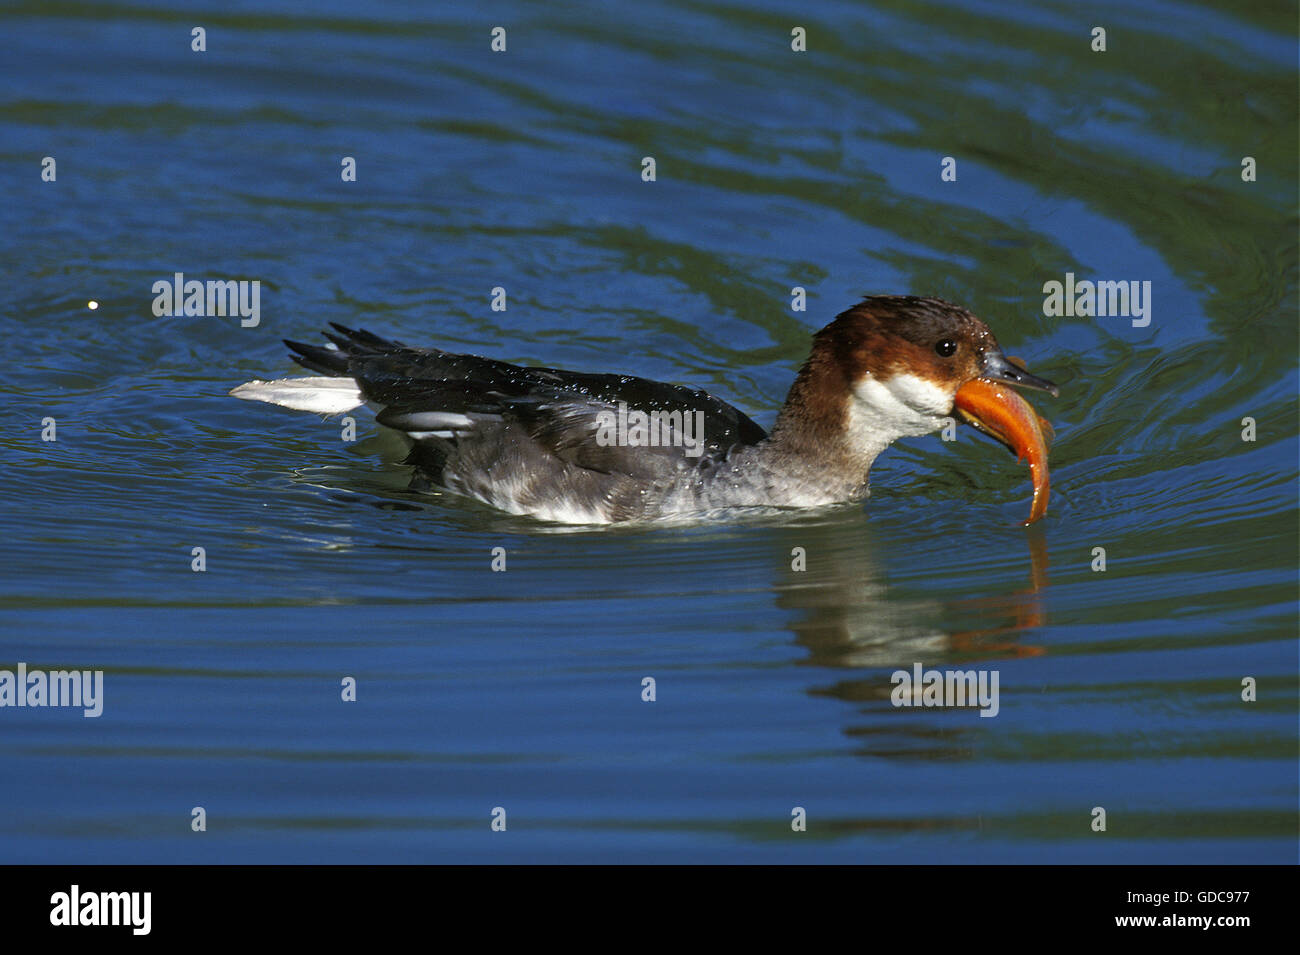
[953,368,1054,524]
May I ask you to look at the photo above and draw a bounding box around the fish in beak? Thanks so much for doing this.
[953,351,1059,525]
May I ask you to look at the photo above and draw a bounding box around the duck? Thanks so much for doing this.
[231,295,1059,524]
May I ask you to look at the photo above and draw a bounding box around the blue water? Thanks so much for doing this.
[0,0,1295,862]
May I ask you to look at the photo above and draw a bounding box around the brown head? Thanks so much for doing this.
[772,296,1057,462]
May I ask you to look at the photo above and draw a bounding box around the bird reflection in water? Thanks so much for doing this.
[774,516,1050,760]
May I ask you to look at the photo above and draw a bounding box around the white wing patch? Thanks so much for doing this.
[388,412,475,431]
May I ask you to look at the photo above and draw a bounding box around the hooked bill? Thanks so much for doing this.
[952,377,1054,525]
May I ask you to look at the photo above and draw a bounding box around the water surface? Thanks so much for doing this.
[0,0,1296,862]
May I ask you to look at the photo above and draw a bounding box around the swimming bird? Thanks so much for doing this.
[231,296,1059,524]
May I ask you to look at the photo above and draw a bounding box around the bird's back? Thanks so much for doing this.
[240,324,770,523]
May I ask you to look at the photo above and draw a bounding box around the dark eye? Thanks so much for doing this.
[935,339,957,357]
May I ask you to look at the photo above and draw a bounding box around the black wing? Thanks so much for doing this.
[284,324,768,479]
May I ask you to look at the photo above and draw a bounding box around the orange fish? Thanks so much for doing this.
[953,368,1055,525]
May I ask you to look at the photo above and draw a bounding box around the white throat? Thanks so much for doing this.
[847,372,951,451]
